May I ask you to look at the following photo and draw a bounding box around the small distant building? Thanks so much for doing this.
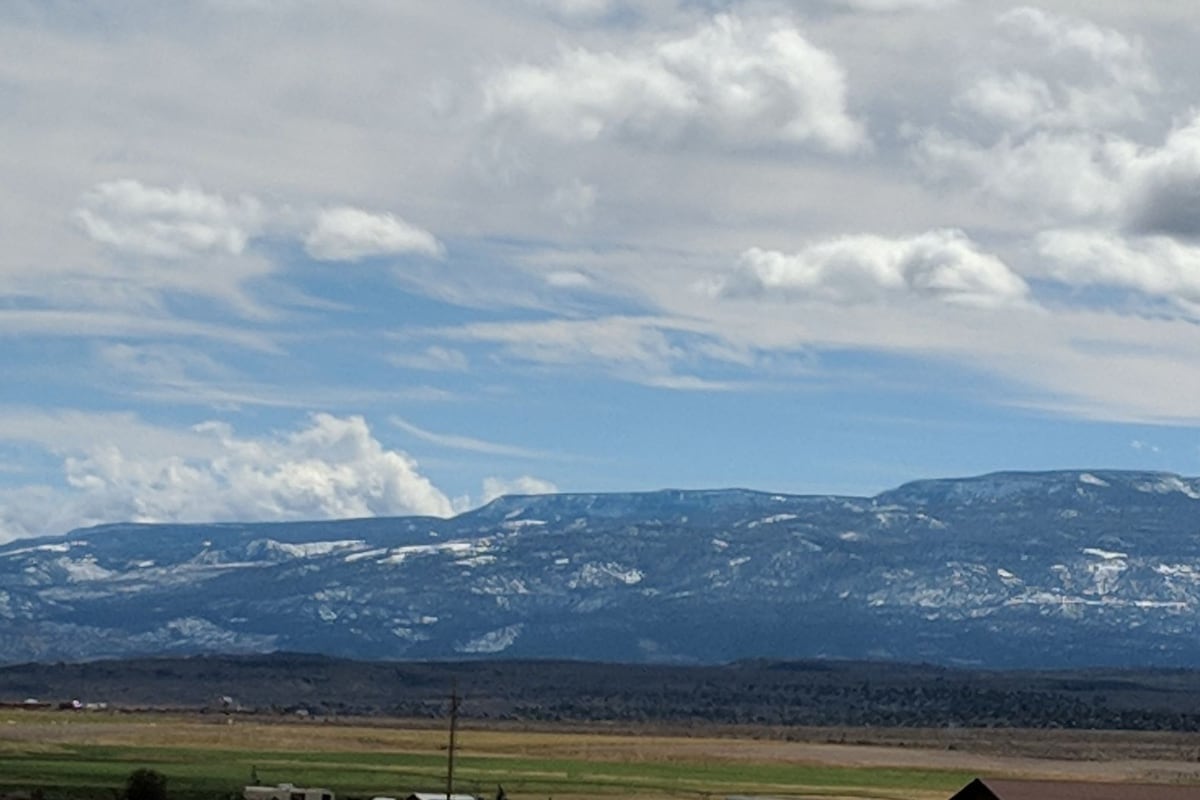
[243,783,334,800]
[405,793,478,800]
[949,778,1200,799]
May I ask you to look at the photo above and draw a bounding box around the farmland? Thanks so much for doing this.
[4,710,1200,800]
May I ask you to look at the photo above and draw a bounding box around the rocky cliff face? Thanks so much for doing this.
[4,470,1200,668]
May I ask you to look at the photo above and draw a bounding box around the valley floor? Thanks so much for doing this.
[3,711,1200,800]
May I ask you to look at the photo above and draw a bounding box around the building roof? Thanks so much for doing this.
[950,778,1200,800]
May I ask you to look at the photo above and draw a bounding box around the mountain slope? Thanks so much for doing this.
[3,471,1200,668]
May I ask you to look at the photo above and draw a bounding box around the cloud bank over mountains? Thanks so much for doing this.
[0,412,555,543]
[3,1,1200,540]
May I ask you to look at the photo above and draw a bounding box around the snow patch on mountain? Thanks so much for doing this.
[471,576,531,596]
[391,626,431,642]
[1,542,76,558]
[10,473,1200,667]
[55,556,115,582]
[380,540,489,565]
[457,624,524,654]
[158,617,276,650]
[1135,476,1200,499]
[503,519,546,531]
[344,547,388,563]
[748,514,797,528]
[251,539,368,559]
[568,562,643,588]
[1083,547,1127,560]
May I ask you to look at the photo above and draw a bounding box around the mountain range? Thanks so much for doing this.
[4,470,1200,668]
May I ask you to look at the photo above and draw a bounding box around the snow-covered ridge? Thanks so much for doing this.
[379,539,491,565]
[250,538,368,559]
[7,470,1200,667]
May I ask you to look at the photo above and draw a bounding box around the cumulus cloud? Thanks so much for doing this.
[485,13,867,152]
[717,230,1028,307]
[917,129,1132,220]
[74,180,262,259]
[304,206,443,261]
[0,413,455,541]
[917,8,1159,221]
[957,72,1057,132]
[1035,230,1200,309]
[1122,114,1200,238]
[999,7,1148,73]
[921,106,1200,238]
[0,410,575,543]
[966,7,1156,131]
[481,475,559,504]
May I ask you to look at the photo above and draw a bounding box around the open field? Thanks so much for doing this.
[4,713,1200,800]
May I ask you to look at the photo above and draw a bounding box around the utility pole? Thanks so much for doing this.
[445,679,460,800]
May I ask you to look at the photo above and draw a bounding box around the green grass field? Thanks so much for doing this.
[0,712,973,800]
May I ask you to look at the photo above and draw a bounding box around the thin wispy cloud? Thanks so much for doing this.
[390,416,563,461]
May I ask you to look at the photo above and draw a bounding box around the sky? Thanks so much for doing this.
[4,0,1200,542]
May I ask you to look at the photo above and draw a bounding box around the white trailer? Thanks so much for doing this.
[243,783,334,800]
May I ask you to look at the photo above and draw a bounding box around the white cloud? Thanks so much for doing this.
[65,179,280,317]
[916,8,1159,221]
[981,7,1156,131]
[391,416,552,460]
[0,409,222,463]
[919,107,1200,236]
[1036,229,1200,308]
[481,475,559,504]
[74,180,262,259]
[428,314,742,389]
[0,309,277,350]
[916,129,1132,220]
[957,72,1057,131]
[718,230,1028,307]
[544,270,594,290]
[97,342,232,386]
[485,13,867,152]
[304,206,443,261]
[0,413,455,541]
[999,7,1147,70]
[0,408,570,543]
[439,315,678,368]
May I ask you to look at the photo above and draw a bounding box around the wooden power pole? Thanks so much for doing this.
[445,679,460,800]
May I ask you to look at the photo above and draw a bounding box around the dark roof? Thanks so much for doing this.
[950,778,1200,800]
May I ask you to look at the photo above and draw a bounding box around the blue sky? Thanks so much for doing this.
[3,0,1200,540]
